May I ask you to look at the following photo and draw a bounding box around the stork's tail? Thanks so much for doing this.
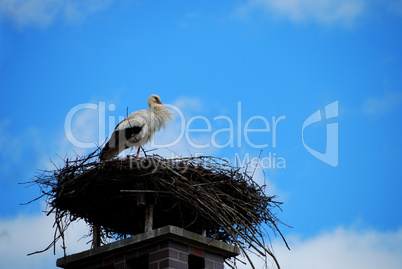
[99,135,127,161]
[99,141,125,160]
[100,125,144,160]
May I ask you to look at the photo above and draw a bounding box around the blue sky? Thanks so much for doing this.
[0,0,401,268]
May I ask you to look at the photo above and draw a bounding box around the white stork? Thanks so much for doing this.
[99,94,173,160]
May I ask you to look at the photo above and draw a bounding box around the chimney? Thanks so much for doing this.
[56,226,239,269]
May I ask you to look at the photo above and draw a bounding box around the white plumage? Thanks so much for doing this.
[100,94,173,160]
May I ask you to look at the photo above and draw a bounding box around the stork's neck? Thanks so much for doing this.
[150,104,173,127]
[150,103,163,113]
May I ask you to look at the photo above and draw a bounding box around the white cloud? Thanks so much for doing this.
[0,0,62,28]
[4,213,401,269]
[237,226,402,269]
[0,0,113,29]
[0,213,89,269]
[237,0,366,27]
[172,96,204,113]
[64,0,113,24]
[362,92,402,116]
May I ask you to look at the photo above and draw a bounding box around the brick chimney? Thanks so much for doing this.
[56,226,239,269]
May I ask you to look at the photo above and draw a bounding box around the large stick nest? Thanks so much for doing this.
[27,150,289,268]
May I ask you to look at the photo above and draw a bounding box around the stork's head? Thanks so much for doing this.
[147,94,174,125]
[148,94,162,107]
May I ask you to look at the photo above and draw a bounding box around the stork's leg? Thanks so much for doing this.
[136,147,141,157]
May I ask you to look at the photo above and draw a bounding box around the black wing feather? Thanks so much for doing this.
[100,125,144,160]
